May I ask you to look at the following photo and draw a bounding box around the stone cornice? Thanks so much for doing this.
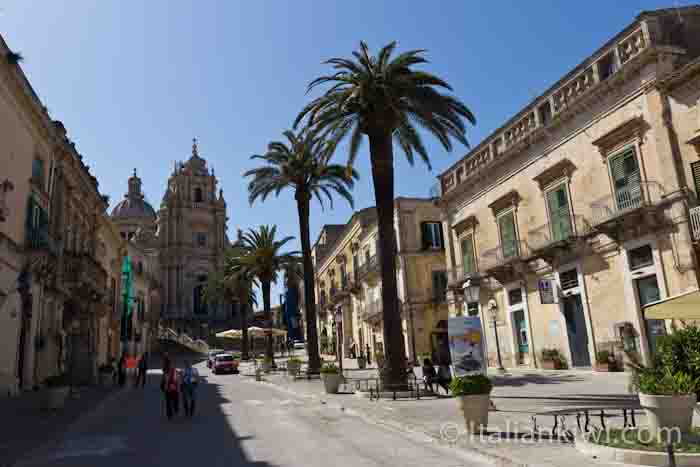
[591,115,649,159]
[532,158,577,189]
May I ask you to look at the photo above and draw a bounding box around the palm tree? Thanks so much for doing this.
[245,129,358,372]
[237,225,300,364]
[222,245,259,360]
[295,41,475,387]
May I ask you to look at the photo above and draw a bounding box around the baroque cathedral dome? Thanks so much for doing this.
[111,169,157,220]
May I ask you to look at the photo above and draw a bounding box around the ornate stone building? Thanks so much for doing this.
[111,140,231,338]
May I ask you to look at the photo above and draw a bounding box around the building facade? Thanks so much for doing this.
[313,198,450,364]
[437,7,700,370]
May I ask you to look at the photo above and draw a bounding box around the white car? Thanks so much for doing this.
[293,341,305,350]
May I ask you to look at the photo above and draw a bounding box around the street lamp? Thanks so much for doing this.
[487,299,506,372]
[462,277,481,309]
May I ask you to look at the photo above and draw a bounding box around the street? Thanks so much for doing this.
[13,356,489,467]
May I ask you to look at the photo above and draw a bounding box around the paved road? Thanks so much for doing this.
[13,360,489,467]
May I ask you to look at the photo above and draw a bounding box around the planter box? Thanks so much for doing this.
[594,362,617,372]
[457,394,491,432]
[357,357,367,370]
[639,393,697,440]
[321,373,343,394]
[541,359,564,370]
[42,386,69,410]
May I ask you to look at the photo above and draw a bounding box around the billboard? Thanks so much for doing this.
[448,316,486,377]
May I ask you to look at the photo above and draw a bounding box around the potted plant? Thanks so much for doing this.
[287,357,302,376]
[261,356,273,373]
[540,348,566,370]
[320,363,343,394]
[357,353,367,369]
[450,374,493,432]
[594,350,617,372]
[627,326,700,440]
[97,363,114,386]
[43,374,70,410]
[375,350,386,369]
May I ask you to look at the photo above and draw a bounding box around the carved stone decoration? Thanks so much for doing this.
[452,215,479,237]
[488,190,522,215]
[533,159,577,190]
[591,116,649,160]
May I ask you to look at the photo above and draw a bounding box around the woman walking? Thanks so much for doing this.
[162,364,180,420]
[181,360,199,417]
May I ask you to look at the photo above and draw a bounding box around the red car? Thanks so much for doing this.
[212,354,239,374]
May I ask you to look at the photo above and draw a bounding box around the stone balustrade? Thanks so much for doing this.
[439,24,650,197]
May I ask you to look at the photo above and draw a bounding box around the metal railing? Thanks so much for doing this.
[590,181,664,225]
[527,215,593,252]
[26,227,58,254]
[480,240,530,272]
[446,264,479,287]
[357,254,380,281]
[690,206,700,241]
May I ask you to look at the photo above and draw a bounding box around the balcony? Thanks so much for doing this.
[590,181,666,242]
[26,227,58,256]
[330,279,352,304]
[357,254,380,284]
[63,251,108,299]
[447,265,480,289]
[480,240,530,284]
[690,206,700,241]
[360,299,382,323]
[526,215,594,263]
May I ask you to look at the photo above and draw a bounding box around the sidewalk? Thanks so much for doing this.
[0,385,122,467]
[245,362,641,467]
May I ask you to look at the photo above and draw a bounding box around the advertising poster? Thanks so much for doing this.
[448,316,486,377]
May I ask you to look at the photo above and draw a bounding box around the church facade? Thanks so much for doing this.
[111,140,233,338]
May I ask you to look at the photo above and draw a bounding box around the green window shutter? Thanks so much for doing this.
[547,184,572,242]
[691,161,700,197]
[420,222,430,250]
[498,212,518,258]
[437,223,445,250]
[609,149,641,210]
[461,235,476,274]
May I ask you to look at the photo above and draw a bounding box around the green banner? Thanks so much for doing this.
[122,255,133,317]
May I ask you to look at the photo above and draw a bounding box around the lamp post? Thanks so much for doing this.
[488,299,506,372]
[462,278,481,314]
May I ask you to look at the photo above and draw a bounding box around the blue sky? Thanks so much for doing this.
[2,1,694,304]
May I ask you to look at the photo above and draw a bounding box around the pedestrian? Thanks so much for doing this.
[365,344,371,365]
[350,342,357,359]
[135,353,148,388]
[181,360,200,417]
[162,364,180,420]
[162,352,171,374]
[117,353,127,387]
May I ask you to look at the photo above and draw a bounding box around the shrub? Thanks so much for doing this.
[657,325,700,383]
[287,357,302,365]
[449,374,493,396]
[541,348,564,361]
[637,368,699,396]
[596,350,612,364]
[320,363,340,374]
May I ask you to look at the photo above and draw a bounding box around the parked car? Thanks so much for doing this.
[212,354,239,374]
[207,349,225,368]
[293,341,305,350]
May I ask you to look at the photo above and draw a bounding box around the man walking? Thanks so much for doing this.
[181,360,199,417]
[135,353,148,388]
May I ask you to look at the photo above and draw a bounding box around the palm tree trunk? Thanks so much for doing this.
[296,192,322,373]
[262,280,274,364]
[368,129,407,388]
[240,302,249,360]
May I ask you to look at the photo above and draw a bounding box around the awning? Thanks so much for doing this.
[644,289,700,320]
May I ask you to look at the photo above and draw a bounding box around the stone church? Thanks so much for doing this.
[110,139,232,336]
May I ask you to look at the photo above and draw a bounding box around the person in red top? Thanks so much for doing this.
[162,365,180,420]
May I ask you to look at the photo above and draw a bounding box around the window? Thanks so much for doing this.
[508,288,523,306]
[538,101,552,126]
[460,234,477,275]
[422,222,444,250]
[432,271,448,302]
[691,161,700,197]
[609,148,641,211]
[194,187,203,202]
[196,232,207,247]
[546,183,572,241]
[497,210,518,258]
[340,263,347,287]
[560,269,579,290]
[31,158,44,188]
[629,245,653,271]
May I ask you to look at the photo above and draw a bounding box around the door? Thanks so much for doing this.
[562,295,591,367]
[547,184,573,241]
[513,310,529,356]
[635,275,665,355]
[498,211,518,259]
[610,149,642,211]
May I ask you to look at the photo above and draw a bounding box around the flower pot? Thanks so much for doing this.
[457,394,491,432]
[322,373,343,394]
[43,386,69,410]
[255,368,263,381]
[594,362,616,372]
[639,393,697,439]
[287,361,301,376]
[357,357,366,370]
[541,359,563,370]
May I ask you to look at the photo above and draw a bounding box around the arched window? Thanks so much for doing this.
[194,187,203,202]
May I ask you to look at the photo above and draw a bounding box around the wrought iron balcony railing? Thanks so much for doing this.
[527,215,593,252]
[690,206,700,241]
[590,181,664,226]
